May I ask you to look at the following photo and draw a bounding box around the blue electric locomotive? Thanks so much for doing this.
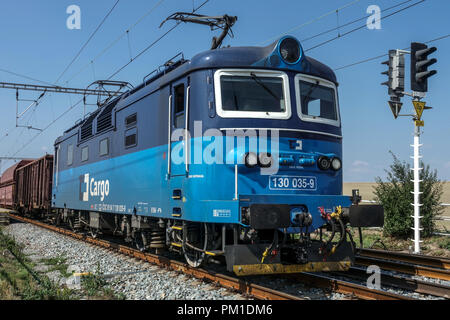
[51,35,383,275]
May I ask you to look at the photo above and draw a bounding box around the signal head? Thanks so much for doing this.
[410,42,437,93]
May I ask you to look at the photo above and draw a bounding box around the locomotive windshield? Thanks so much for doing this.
[215,69,291,119]
[220,75,285,112]
[295,75,339,126]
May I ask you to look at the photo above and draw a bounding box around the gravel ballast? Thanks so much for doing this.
[5,221,433,300]
[3,222,245,300]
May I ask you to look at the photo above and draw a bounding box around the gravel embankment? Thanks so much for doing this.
[3,221,409,300]
[3,222,245,300]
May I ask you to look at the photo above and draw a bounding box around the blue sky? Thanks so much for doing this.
[0,0,449,182]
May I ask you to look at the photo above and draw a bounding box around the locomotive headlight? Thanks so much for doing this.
[279,37,301,64]
[258,153,272,168]
[244,152,258,168]
[331,157,342,171]
[317,156,331,171]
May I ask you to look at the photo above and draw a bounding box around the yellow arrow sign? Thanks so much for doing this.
[412,101,426,119]
[415,120,424,127]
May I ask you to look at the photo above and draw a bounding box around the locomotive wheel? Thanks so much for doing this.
[183,222,209,268]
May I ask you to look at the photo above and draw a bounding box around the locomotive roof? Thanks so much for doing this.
[56,37,337,144]
[187,45,337,83]
[139,41,337,88]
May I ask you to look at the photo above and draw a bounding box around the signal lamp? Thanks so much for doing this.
[244,152,258,168]
[317,156,331,171]
[258,153,272,168]
[279,37,301,64]
[331,157,342,171]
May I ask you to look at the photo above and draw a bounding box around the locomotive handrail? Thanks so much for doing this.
[167,95,173,177]
[143,69,158,84]
[163,52,185,67]
[143,53,186,84]
[185,86,190,174]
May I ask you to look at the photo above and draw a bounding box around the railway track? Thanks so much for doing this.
[333,266,450,298]
[0,210,10,225]
[355,255,450,282]
[5,213,300,301]
[5,212,422,300]
[358,248,450,270]
[287,272,415,300]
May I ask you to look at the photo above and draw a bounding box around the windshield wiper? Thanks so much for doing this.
[302,81,320,107]
[250,72,281,102]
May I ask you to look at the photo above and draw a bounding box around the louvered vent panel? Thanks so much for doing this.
[96,98,119,133]
[80,123,92,140]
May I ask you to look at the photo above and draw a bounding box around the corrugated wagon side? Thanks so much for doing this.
[15,155,53,213]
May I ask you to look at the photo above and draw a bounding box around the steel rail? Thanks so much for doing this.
[358,248,450,270]
[7,213,301,301]
[335,266,450,298]
[0,211,10,225]
[288,272,415,300]
[355,256,450,281]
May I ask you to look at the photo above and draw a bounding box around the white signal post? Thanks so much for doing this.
[411,124,423,253]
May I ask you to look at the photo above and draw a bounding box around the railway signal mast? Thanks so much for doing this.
[381,42,437,253]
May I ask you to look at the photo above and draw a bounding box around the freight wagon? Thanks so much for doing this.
[0,160,33,209]
[15,155,53,214]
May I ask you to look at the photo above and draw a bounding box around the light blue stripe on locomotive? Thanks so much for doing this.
[53,135,351,230]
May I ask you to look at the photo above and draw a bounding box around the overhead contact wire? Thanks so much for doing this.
[55,0,121,84]
[305,0,427,52]
[107,0,211,80]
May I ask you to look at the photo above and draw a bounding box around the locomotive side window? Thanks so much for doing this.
[214,69,291,119]
[67,144,73,166]
[174,84,185,128]
[125,113,137,127]
[99,138,109,156]
[295,74,340,127]
[125,128,137,148]
[81,146,89,162]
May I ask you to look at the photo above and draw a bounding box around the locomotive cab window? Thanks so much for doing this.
[214,69,291,119]
[174,84,185,128]
[295,74,340,127]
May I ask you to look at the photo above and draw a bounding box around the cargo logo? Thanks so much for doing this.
[79,174,110,202]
